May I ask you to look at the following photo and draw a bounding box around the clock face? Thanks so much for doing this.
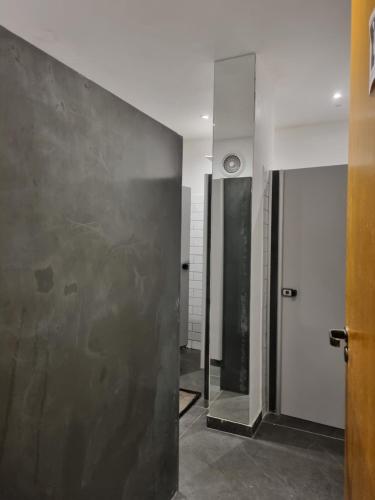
[223,154,241,174]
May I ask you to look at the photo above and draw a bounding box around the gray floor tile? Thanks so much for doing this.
[178,413,344,500]
[209,390,249,424]
[180,406,207,438]
[180,370,204,394]
[178,350,343,499]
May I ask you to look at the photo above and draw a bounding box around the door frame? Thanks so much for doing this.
[268,170,284,414]
[269,167,347,426]
[202,174,212,401]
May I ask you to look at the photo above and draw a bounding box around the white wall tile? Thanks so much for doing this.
[192,322,201,333]
[191,229,204,238]
[190,263,203,273]
[191,221,204,230]
[191,204,203,213]
[189,330,201,341]
[191,340,201,350]
[190,246,203,255]
[190,237,203,247]
[191,212,203,221]
[190,280,202,290]
[190,297,202,306]
[190,255,203,264]
[187,193,206,349]
[189,314,201,322]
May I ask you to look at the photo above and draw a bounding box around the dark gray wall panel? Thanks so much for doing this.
[221,177,251,394]
[0,26,181,500]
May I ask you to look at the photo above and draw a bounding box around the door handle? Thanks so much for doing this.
[329,329,348,346]
[329,328,349,362]
[182,262,189,271]
[282,288,297,298]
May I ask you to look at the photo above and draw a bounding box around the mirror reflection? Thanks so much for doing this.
[208,54,255,424]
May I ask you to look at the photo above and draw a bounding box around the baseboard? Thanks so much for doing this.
[263,412,345,440]
[206,412,262,438]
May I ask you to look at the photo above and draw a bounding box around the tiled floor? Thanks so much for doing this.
[209,389,249,424]
[178,349,344,500]
[180,347,204,394]
[209,363,250,423]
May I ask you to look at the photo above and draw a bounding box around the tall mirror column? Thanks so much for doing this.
[207,54,255,432]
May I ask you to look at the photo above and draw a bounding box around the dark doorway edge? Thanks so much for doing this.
[269,171,280,412]
[204,174,212,401]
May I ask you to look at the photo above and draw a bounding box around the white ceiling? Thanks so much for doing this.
[0,0,350,138]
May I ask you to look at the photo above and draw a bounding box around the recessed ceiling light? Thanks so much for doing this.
[333,92,343,100]
[201,114,210,120]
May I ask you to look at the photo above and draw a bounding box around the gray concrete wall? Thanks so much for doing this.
[0,26,181,500]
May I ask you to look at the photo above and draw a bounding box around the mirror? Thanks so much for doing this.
[208,54,255,425]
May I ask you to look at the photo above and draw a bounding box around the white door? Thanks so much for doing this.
[279,165,347,428]
[180,186,191,347]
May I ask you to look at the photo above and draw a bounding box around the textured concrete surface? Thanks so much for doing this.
[0,26,182,500]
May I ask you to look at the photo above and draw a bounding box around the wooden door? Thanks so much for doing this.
[346,0,375,497]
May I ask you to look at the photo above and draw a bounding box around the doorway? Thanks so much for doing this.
[270,165,347,429]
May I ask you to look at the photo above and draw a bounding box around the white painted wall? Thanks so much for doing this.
[182,138,212,350]
[249,55,275,426]
[182,138,212,194]
[209,178,224,361]
[273,121,348,171]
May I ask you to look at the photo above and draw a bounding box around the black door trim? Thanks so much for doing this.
[269,171,280,412]
[204,174,212,401]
